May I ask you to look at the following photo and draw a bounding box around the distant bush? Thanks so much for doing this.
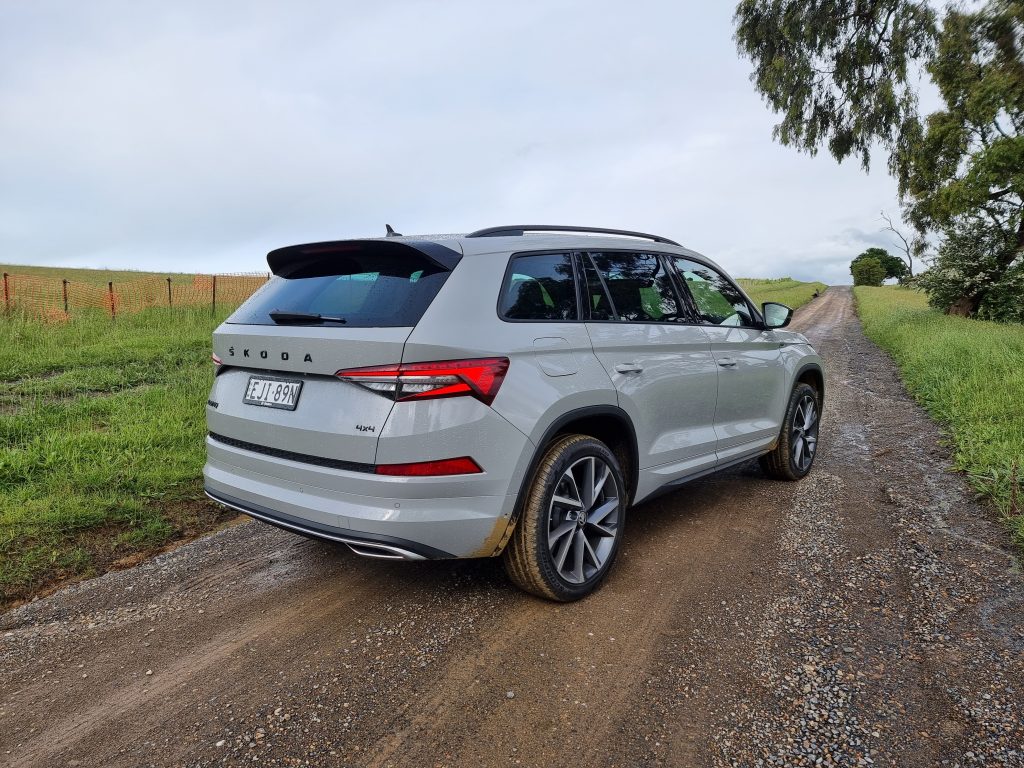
[851,256,886,286]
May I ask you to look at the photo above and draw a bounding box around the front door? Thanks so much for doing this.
[669,257,787,462]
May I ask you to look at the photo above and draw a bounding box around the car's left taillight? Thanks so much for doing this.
[336,357,509,406]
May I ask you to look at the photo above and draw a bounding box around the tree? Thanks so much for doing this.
[851,255,887,286]
[851,247,909,282]
[734,0,1024,317]
[896,2,1023,315]
[880,209,924,277]
[733,0,937,173]
[916,219,1024,322]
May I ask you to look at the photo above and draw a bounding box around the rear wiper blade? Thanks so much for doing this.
[268,310,347,325]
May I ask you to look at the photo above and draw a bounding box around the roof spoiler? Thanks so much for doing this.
[266,239,462,278]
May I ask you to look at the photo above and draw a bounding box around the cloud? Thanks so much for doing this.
[0,1,906,284]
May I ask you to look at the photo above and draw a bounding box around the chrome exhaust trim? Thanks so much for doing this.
[205,491,427,561]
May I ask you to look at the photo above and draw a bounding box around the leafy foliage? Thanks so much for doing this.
[735,0,1023,318]
[733,0,937,172]
[897,2,1024,240]
[915,219,1024,322]
[851,255,887,286]
[852,246,909,281]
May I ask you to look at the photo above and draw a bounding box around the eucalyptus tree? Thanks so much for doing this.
[735,0,1023,317]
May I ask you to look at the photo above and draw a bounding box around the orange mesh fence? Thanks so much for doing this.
[1,271,270,320]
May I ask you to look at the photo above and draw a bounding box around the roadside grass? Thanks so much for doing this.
[854,286,1024,544]
[0,307,236,608]
[738,277,828,310]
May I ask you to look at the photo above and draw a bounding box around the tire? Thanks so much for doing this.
[760,382,821,481]
[503,434,627,602]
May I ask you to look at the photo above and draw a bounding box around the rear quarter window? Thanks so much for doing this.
[499,253,578,321]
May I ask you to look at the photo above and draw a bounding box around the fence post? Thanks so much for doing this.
[166,277,172,307]
[2,272,8,314]
[211,274,217,317]
[62,279,69,314]
[108,281,116,319]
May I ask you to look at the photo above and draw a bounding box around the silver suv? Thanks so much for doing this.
[205,225,824,601]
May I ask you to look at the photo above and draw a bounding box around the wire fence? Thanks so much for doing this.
[1,271,270,322]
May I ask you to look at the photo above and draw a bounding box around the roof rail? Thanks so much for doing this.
[464,225,680,247]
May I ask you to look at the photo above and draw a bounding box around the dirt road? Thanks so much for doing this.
[3,287,1023,767]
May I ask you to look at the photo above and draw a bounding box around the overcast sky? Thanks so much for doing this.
[0,1,916,284]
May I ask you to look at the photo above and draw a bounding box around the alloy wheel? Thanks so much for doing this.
[791,394,819,471]
[546,456,621,585]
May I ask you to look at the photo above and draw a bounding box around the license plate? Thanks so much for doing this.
[243,376,303,410]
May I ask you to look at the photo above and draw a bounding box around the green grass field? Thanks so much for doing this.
[1,262,202,286]
[0,307,234,607]
[738,277,828,310]
[855,286,1024,543]
[0,267,827,608]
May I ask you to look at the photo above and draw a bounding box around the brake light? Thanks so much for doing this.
[211,353,223,366]
[375,457,483,476]
[336,357,510,405]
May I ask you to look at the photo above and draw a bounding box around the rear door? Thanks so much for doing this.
[668,256,787,462]
[582,251,719,479]
[208,240,459,465]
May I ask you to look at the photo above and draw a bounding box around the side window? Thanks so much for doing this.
[589,252,683,323]
[582,256,615,320]
[499,253,578,321]
[672,258,754,327]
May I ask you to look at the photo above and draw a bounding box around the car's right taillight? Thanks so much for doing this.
[336,357,509,406]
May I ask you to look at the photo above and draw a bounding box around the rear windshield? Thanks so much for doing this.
[227,251,451,327]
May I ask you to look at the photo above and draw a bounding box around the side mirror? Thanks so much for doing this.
[762,301,793,329]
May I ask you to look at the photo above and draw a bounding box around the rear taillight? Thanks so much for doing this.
[336,357,509,405]
[375,457,483,476]
[212,353,224,375]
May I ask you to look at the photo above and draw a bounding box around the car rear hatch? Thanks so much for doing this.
[208,239,462,466]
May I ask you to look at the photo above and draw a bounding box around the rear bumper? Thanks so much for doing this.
[205,487,443,560]
[203,436,523,559]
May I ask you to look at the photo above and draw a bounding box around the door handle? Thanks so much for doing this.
[614,362,644,374]
[717,358,737,368]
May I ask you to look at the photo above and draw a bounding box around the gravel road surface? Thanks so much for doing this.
[3,286,1023,767]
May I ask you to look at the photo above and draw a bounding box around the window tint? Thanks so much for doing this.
[589,253,683,323]
[228,250,449,327]
[583,257,615,320]
[500,253,578,321]
[672,258,754,327]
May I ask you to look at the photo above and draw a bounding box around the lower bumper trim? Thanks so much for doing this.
[204,487,455,561]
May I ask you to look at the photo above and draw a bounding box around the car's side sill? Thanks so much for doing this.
[638,448,769,504]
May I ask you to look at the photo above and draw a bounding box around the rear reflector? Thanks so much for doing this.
[337,357,509,405]
[375,457,483,476]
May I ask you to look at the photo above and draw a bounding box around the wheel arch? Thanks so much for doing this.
[490,405,639,557]
[794,362,824,405]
